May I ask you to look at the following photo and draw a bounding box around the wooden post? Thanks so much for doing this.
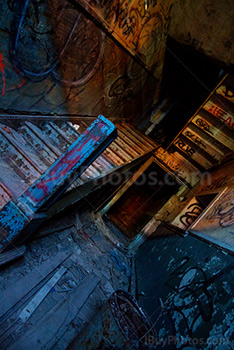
[0,115,117,252]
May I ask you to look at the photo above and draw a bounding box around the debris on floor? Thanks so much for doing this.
[0,211,135,350]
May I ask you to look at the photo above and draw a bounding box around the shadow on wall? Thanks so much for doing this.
[136,234,234,349]
[0,0,173,125]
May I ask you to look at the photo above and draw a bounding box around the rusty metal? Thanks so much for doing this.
[69,290,156,350]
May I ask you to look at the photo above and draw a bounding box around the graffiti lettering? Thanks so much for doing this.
[208,105,225,118]
[179,202,203,228]
[216,84,234,103]
[207,200,234,227]
[201,175,229,193]
[174,138,195,157]
[195,118,213,135]
[184,130,206,149]
[219,116,234,129]
[164,263,213,342]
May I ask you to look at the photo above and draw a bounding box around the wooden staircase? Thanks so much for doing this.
[0,118,158,214]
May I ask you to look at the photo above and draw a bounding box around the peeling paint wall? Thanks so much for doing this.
[136,234,234,349]
[169,0,234,66]
[0,0,174,124]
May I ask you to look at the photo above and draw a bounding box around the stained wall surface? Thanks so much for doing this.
[169,0,234,66]
[0,0,174,124]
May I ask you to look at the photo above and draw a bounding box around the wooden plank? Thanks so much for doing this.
[115,129,143,155]
[118,121,156,149]
[0,250,72,319]
[91,155,115,173]
[182,125,224,162]
[18,266,67,323]
[103,148,124,166]
[120,121,157,147]
[25,122,62,157]
[192,111,234,150]
[115,122,150,152]
[108,143,132,162]
[154,148,200,186]
[203,98,234,130]
[0,126,44,175]
[18,124,58,166]
[173,136,215,169]
[114,136,140,158]
[0,116,117,252]
[186,123,230,156]
[0,181,12,210]
[8,274,100,350]
[0,245,26,267]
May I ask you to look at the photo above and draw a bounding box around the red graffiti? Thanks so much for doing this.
[0,53,25,96]
[0,53,7,96]
[25,133,101,205]
[208,105,225,118]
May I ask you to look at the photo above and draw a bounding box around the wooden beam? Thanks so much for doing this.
[0,245,26,267]
[0,116,117,252]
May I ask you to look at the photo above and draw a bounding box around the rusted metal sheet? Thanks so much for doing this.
[0,116,117,252]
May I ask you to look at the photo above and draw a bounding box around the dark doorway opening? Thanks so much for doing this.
[107,162,181,238]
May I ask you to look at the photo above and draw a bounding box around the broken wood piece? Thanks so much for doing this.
[18,266,67,323]
[9,274,101,350]
[0,250,72,319]
[34,224,75,238]
[0,116,117,252]
[0,245,26,267]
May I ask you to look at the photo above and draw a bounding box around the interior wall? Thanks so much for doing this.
[169,0,234,67]
[136,233,234,349]
[189,159,234,252]
[0,0,174,125]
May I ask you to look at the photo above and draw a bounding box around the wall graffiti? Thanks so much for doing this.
[194,118,213,135]
[179,202,203,228]
[190,188,234,251]
[206,199,234,228]
[216,84,234,104]
[199,174,229,194]
[137,234,234,349]
[0,0,172,119]
[0,53,25,96]
[168,75,234,174]
[204,100,234,129]
[172,197,203,230]
[174,138,195,157]
[165,263,213,341]
[184,130,207,149]
[161,255,233,347]
[79,0,174,74]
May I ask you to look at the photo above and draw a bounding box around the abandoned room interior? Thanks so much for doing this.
[0,0,234,349]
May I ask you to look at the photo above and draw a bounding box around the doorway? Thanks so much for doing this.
[107,162,181,238]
